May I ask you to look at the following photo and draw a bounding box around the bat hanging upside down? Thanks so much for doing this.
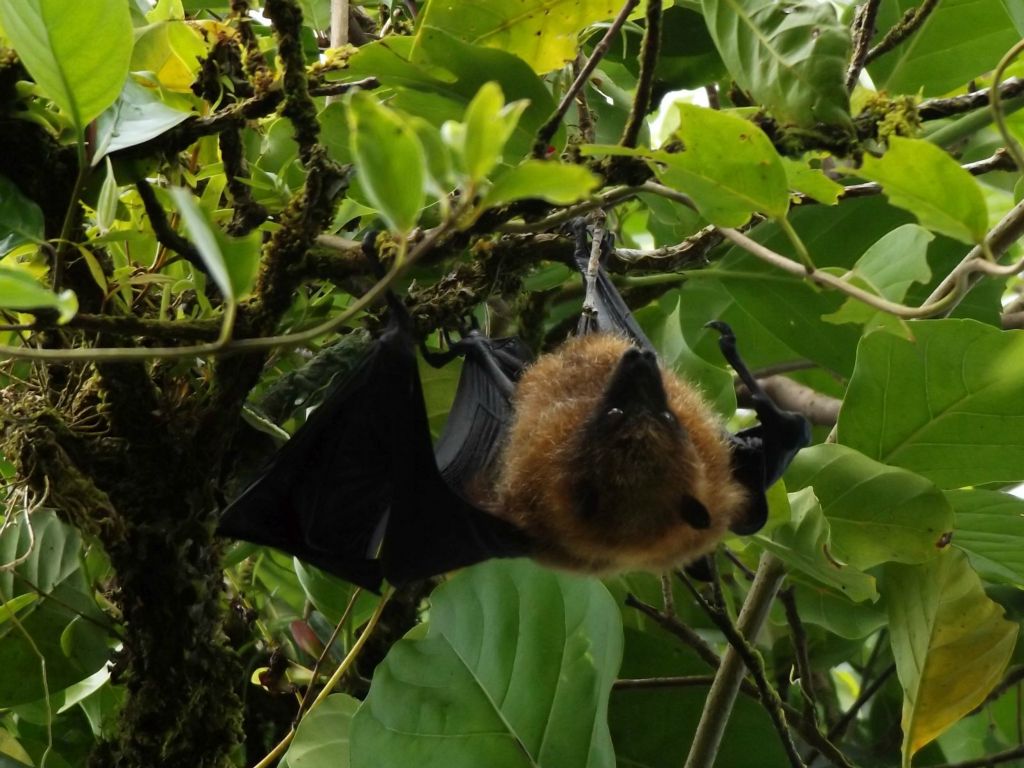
[219,230,810,591]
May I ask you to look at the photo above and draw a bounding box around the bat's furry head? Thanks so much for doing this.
[495,333,747,574]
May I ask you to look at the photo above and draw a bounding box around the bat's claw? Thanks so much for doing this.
[704,320,735,340]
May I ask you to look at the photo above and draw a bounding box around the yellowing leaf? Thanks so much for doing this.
[887,552,1017,766]
[414,0,620,74]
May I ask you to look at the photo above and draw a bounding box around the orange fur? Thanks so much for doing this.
[493,333,746,573]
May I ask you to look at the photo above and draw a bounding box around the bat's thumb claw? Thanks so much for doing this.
[704,320,735,340]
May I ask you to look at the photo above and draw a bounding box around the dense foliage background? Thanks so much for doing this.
[0,0,1023,766]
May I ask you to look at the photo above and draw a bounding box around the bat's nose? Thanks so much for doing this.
[603,346,669,415]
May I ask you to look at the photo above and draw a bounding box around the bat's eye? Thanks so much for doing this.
[606,407,624,421]
[660,410,676,425]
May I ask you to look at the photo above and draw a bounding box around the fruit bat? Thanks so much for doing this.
[219,231,811,591]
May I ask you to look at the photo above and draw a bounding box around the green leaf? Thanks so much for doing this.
[787,444,954,571]
[294,561,378,629]
[282,694,358,768]
[347,32,559,161]
[0,593,39,625]
[868,0,1020,97]
[168,187,261,300]
[481,160,600,208]
[780,157,843,205]
[350,559,622,768]
[886,551,1017,766]
[823,224,934,326]
[414,0,620,74]
[653,104,789,226]
[347,91,426,236]
[0,511,110,707]
[0,175,44,255]
[701,0,852,128]
[756,487,878,603]
[450,82,528,184]
[853,137,988,245]
[0,0,132,129]
[947,489,1024,586]
[92,77,194,165]
[793,582,887,640]
[609,626,791,768]
[0,265,77,323]
[839,320,1024,488]
[1003,0,1024,34]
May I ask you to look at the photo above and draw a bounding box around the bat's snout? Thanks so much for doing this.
[603,346,671,419]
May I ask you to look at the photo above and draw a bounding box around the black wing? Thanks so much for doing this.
[570,222,810,536]
[219,315,532,591]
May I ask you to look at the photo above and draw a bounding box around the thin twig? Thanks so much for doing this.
[845,0,882,91]
[933,743,1024,768]
[624,593,727,673]
[924,196,1024,310]
[919,77,1024,120]
[837,150,1016,200]
[827,664,896,742]
[991,39,1024,170]
[532,0,640,157]
[865,0,939,65]
[625,593,852,768]
[252,590,391,768]
[778,586,818,719]
[614,675,717,690]
[0,217,457,362]
[620,0,662,148]
[292,587,362,725]
[684,553,797,768]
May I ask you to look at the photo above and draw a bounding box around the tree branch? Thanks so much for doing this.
[865,0,939,65]
[845,0,882,91]
[684,553,793,768]
[620,0,662,148]
[533,0,640,157]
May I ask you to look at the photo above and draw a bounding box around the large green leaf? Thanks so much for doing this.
[92,77,193,165]
[0,266,77,323]
[0,511,110,707]
[653,104,789,226]
[839,320,1024,489]
[786,444,954,571]
[887,552,1017,766]
[168,187,261,300]
[482,160,600,207]
[0,176,44,256]
[701,0,851,128]
[757,487,878,603]
[281,694,358,768]
[868,0,1020,97]
[350,559,622,768]
[823,224,933,328]
[793,582,888,640]
[0,0,132,129]
[947,489,1024,586]
[347,32,559,161]
[347,92,426,237]
[414,0,619,74]
[854,138,988,245]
